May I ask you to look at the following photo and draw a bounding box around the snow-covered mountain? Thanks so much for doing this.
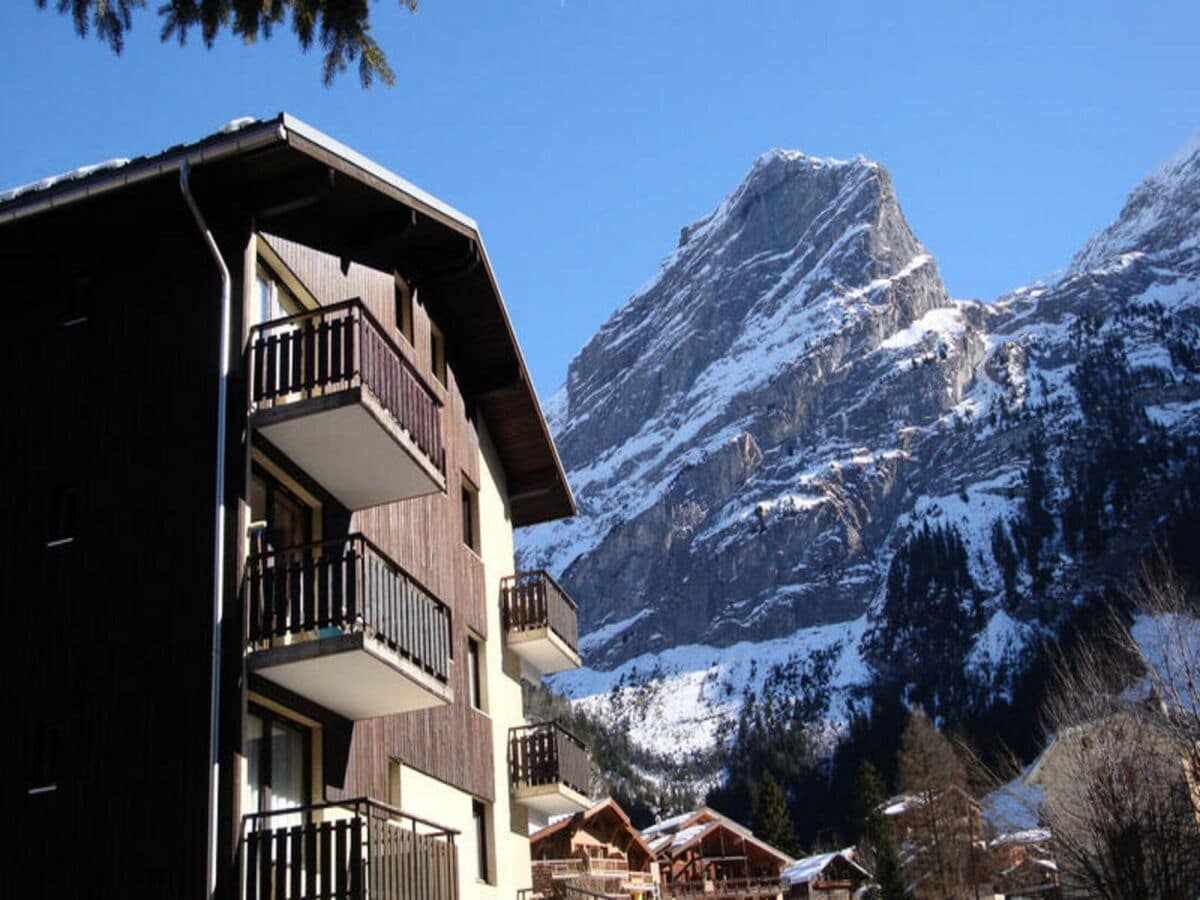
[519,133,1200,759]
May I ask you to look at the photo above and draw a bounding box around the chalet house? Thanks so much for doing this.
[642,808,793,899]
[989,830,1059,899]
[7,114,593,900]
[782,849,871,899]
[528,798,658,898]
[882,787,991,899]
[1024,702,1200,897]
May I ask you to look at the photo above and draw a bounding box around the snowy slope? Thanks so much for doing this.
[519,131,1200,757]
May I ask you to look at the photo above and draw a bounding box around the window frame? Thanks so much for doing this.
[467,637,485,712]
[461,479,480,554]
[394,275,414,345]
[472,799,492,884]
[429,319,447,385]
[245,703,313,819]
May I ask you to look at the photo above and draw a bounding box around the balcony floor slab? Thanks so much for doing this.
[252,387,444,510]
[247,630,453,720]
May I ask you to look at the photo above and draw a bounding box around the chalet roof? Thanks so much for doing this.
[529,797,655,861]
[782,848,871,885]
[882,785,981,816]
[0,114,575,526]
[989,828,1052,849]
[641,807,793,865]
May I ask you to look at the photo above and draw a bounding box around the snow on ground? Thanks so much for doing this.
[966,610,1036,697]
[983,770,1044,832]
[879,303,965,351]
[578,608,654,655]
[550,618,868,759]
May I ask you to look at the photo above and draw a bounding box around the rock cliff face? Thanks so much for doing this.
[519,135,1200,755]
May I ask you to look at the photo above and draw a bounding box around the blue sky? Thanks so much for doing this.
[2,1,1197,396]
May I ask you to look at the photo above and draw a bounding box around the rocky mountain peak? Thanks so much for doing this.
[1070,128,1200,273]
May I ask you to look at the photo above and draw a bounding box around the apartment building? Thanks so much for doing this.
[5,114,590,900]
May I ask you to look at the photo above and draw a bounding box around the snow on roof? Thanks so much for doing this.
[990,828,1052,848]
[642,809,696,837]
[782,848,869,885]
[882,794,918,816]
[0,158,131,204]
[667,824,710,852]
[0,113,478,235]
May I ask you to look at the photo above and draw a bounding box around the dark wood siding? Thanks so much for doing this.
[263,234,495,801]
[3,182,233,899]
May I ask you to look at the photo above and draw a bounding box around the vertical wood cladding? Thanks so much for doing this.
[5,184,229,899]
[262,233,496,802]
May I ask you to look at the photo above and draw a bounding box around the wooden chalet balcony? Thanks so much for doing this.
[248,299,445,510]
[245,534,453,720]
[501,571,581,675]
[242,798,458,900]
[659,878,787,899]
[509,722,592,816]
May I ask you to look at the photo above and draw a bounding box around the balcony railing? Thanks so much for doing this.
[242,797,458,900]
[501,571,580,674]
[245,534,453,718]
[659,878,786,898]
[510,722,591,798]
[247,299,445,509]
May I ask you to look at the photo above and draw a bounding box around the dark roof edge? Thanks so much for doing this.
[0,116,287,225]
[0,112,576,520]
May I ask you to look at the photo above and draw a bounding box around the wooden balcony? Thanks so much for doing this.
[659,878,786,899]
[242,797,458,900]
[509,722,592,816]
[501,571,581,675]
[248,299,445,510]
[245,534,453,719]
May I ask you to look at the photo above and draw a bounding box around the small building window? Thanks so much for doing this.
[63,276,90,327]
[461,481,479,553]
[467,638,484,711]
[472,799,492,883]
[47,482,80,548]
[388,758,402,809]
[395,276,414,345]
[429,320,447,385]
[26,722,58,796]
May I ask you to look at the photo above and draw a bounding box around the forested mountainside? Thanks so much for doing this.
[518,131,1200,806]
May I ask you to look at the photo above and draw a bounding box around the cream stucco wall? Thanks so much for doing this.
[392,418,533,897]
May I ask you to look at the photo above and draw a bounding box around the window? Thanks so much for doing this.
[47,482,79,548]
[472,799,491,883]
[461,481,479,553]
[244,706,311,825]
[250,467,313,555]
[394,276,414,345]
[26,722,58,796]
[429,320,446,385]
[253,265,301,327]
[388,759,403,808]
[63,276,90,327]
[467,638,484,711]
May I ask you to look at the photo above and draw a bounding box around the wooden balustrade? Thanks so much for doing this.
[245,533,452,685]
[242,798,458,900]
[509,722,591,796]
[248,298,445,474]
[501,571,580,653]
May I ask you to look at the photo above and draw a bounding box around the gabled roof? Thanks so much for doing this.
[882,785,980,816]
[641,807,793,865]
[530,797,655,861]
[0,114,575,526]
[782,848,871,885]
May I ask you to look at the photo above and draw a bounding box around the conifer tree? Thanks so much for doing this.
[896,710,977,898]
[853,762,911,900]
[38,0,415,86]
[753,770,799,857]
